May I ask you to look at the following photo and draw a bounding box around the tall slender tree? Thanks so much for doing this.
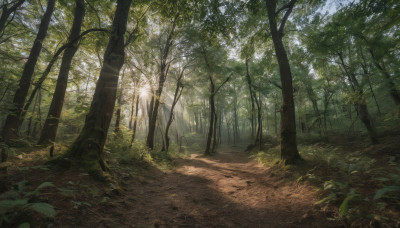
[38,0,86,145]
[265,0,302,164]
[1,0,55,145]
[146,13,179,150]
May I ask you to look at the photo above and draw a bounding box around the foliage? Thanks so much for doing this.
[0,181,56,227]
[374,169,400,202]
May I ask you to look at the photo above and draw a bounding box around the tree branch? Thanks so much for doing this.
[278,0,297,36]
[214,73,232,95]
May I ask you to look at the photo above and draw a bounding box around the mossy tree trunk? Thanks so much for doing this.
[38,0,86,145]
[65,0,132,175]
[2,0,55,145]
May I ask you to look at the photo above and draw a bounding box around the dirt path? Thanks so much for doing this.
[92,146,337,227]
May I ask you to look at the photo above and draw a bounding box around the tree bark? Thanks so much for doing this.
[2,0,55,145]
[38,0,86,145]
[64,0,132,176]
[265,0,302,164]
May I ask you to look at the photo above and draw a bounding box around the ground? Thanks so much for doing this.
[1,138,399,227]
[81,145,338,228]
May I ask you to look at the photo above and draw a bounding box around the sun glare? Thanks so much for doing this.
[139,85,149,98]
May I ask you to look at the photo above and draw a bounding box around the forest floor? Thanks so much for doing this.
[81,145,340,228]
[1,135,399,227]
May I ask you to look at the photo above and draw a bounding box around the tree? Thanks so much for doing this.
[38,0,86,145]
[62,0,132,176]
[1,0,55,145]
[162,64,188,152]
[265,0,302,164]
[146,14,179,150]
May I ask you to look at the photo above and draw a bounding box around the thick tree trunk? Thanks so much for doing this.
[265,0,301,164]
[64,0,132,176]
[38,0,85,145]
[2,0,55,145]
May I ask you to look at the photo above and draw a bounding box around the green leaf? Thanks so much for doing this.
[17,222,30,228]
[35,182,55,191]
[374,186,400,200]
[339,195,354,216]
[0,199,29,210]
[26,203,56,217]
[315,193,336,205]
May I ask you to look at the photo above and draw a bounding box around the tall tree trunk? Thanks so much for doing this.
[233,89,239,143]
[113,70,126,136]
[245,59,256,140]
[205,85,215,155]
[130,94,140,146]
[359,48,381,115]
[254,89,261,144]
[27,90,39,139]
[369,49,400,107]
[211,111,218,153]
[163,68,185,152]
[64,0,132,175]
[128,91,136,130]
[338,53,379,144]
[1,0,55,145]
[38,0,86,145]
[265,0,301,164]
[274,102,278,135]
[146,14,179,150]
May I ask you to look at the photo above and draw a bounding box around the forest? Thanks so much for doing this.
[0,0,399,227]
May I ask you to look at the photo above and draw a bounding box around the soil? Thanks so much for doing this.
[76,145,339,228]
[1,145,344,228]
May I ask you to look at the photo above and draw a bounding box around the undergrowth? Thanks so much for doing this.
[251,137,400,227]
[106,130,194,172]
[0,181,56,227]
